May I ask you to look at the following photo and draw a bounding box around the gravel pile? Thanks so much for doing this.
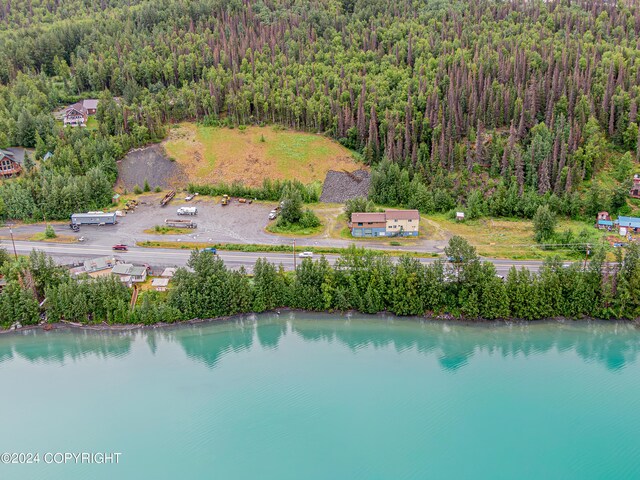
[319,170,371,203]
[116,144,187,191]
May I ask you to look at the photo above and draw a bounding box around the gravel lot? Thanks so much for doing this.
[116,145,187,191]
[94,197,279,245]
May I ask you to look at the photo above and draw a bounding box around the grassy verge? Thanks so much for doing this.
[425,213,611,260]
[265,222,324,236]
[136,240,440,257]
[28,233,78,243]
[144,226,197,235]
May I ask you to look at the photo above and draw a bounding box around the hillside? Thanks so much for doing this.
[163,124,360,187]
[2,1,640,221]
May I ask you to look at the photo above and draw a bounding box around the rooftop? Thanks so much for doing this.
[83,99,99,110]
[0,147,26,164]
[111,263,147,277]
[151,278,170,287]
[616,216,640,227]
[351,212,386,223]
[65,101,87,114]
[161,268,177,277]
[128,266,147,277]
[71,212,117,218]
[111,263,134,275]
[385,209,420,220]
[83,256,116,273]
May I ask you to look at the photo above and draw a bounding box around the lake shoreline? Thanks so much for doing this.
[2,309,638,335]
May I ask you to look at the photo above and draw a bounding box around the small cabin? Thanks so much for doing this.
[456,212,465,222]
[596,211,613,230]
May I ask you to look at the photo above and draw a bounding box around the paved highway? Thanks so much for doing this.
[4,240,548,275]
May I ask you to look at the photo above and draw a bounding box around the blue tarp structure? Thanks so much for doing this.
[616,216,640,229]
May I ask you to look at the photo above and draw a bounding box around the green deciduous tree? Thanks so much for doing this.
[533,205,556,243]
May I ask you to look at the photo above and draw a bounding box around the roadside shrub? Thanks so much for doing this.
[154,186,162,193]
[44,225,56,239]
[299,209,321,228]
[344,197,376,219]
[143,179,151,192]
[279,189,304,224]
[133,184,142,194]
[533,205,557,243]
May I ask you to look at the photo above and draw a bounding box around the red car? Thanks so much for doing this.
[112,244,128,251]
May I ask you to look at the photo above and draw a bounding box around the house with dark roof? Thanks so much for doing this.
[63,99,99,127]
[0,148,22,177]
[350,209,420,237]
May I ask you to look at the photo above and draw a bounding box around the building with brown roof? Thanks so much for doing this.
[384,209,420,236]
[350,209,420,237]
[63,99,99,127]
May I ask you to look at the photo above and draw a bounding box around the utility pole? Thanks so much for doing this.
[293,239,296,270]
[9,227,18,260]
[584,244,591,270]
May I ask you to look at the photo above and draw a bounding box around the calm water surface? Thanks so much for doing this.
[1,313,639,480]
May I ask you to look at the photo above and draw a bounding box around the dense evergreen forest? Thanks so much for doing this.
[3,238,640,327]
[2,0,640,219]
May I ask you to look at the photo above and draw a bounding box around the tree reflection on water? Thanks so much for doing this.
[1,314,638,372]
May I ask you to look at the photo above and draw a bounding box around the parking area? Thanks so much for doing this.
[0,195,443,252]
[84,197,281,246]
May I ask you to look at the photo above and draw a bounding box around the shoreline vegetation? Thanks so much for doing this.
[2,312,638,335]
[2,237,640,332]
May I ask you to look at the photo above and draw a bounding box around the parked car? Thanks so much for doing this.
[613,242,628,248]
[185,193,198,201]
[298,251,313,258]
[203,247,217,255]
[268,210,278,220]
[78,236,86,242]
[112,244,128,251]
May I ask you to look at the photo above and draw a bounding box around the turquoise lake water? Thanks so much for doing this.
[1,313,639,480]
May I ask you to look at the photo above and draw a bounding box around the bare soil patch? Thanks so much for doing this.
[319,170,371,203]
[116,145,187,192]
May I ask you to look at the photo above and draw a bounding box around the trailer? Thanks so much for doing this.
[177,207,198,215]
[165,219,197,229]
[71,212,118,226]
[160,190,176,207]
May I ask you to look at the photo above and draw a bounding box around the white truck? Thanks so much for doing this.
[177,207,198,216]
